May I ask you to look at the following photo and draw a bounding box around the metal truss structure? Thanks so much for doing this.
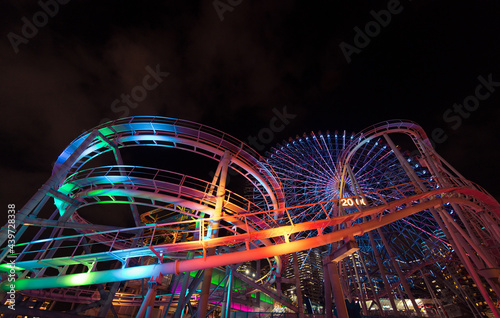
[1,117,499,318]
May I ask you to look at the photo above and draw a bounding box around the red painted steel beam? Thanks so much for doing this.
[3,195,485,292]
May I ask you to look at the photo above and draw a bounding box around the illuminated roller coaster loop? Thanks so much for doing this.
[0,117,499,318]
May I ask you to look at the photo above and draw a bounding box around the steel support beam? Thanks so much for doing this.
[136,273,164,318]
[357,251,384,316]
[0,130,100,247]
[22,216,123,232]
[221,265,233,318]
[349,252,367,315]
[440,209,500,318]
[420,269,446,318]
[368,230,398,313]
[323,261,333,318]
[326,261,349,318]
[198,151,231,318]
[292,251,305,318]
[233,271,298,312]
[377,228,421,316]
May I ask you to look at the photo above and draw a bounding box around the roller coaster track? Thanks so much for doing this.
[52,116,285,212]
[0,116,288,288]
[337,119,481,192]
[2,117,499,317]
[3,178,498,292]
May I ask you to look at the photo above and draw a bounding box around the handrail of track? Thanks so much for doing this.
[3,176,498,291]
[335,119,499,208]
[58,165,264,217]
[5,177,499,263]
[51,116,285,211]
[52,165,281,253]
[337,119,430,165]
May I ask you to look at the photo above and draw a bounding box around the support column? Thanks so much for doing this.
[173,270,191,318]
[357,251,384,316]
[377,228,421,316]
[221,266,233,318]
[292,252,305,318]
[420,269,446,318]
[327,262,349,318]
[323,263,333,318]
[323,240,359,318]
[97,281,121,317]
[136,273,164,318]
[367,230,397,313]
[256,260,261,308]
[440,209,500,318]
[276,274,282,299]
[441,210,500,301]
[198,151,231,318]
[340,260,352,303]
[345,164,383,316]
[446,266,483,318]
[162,274,182,318]
[349,254,367,315]
[396,286,409,313]
[406,135,499,315]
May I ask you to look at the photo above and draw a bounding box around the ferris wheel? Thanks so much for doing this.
[265,127,479,314]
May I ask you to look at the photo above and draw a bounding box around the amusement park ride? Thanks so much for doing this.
[0,117,499,318]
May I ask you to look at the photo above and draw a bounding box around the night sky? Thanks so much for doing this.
[1,0,499,214]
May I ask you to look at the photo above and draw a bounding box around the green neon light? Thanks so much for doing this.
[0,263,25,272]
[189,270,225,286]
[251,292,273,304]
[98,127,115,136]
[1,264,156,292]
[69,272,93,285]
[188,269,268,296]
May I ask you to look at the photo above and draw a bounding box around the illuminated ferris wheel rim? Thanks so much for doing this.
[268,128,408,200]
[266,121,469,262]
